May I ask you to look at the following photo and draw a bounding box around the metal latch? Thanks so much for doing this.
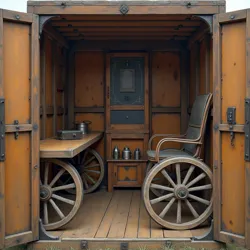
[0,98,5,162]
[245,99,250,161]
[227,107,236,146]
[120,242,128,250]
[14,120,20,140]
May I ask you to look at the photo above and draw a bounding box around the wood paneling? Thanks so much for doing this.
[152,52,180,107]
[199,38,206,95]
[151,114,181,149]
[75,52,104,108]
[75,113,105,158]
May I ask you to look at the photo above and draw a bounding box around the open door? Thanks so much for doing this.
[213,9,250,248]
[0,9,40,249]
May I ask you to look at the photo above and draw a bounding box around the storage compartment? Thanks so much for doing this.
[3,1,250,249]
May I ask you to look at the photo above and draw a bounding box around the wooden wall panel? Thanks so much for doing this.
[199,39,206,95]
[151,114,180,149]
[40,31,68,138]
[189,45,196,107]
[152,52,180,107]
[75,52,104,108]
[45,35,52,107]
[75,113,105,158]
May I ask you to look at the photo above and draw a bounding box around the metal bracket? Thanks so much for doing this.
[192,218,214,241]
[39,15,58,36]
[119,4,129,15]
[39,219,59,241]
[192,15,213,33]
[13,120,19,140]
[120,242,128,250]
[81,240,88,250]
[245,99,250,161]
[0,98,5,162]
[227,107,236,147]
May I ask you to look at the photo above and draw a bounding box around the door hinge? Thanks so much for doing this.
[120,242,128,250]
[0,98,5,162]
[245,99,250,161]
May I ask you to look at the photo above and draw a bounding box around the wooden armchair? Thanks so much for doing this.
[147,93,213,163]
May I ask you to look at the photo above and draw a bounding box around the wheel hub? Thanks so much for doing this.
[174,185,189,200]
[40,185,52,201]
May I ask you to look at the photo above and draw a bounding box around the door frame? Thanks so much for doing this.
[213,9,250,248]
[0,9,40,249]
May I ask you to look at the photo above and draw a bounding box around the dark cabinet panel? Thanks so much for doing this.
[110,110,144,124]
[110,57,144,105]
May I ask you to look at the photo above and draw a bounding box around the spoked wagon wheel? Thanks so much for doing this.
[68,148,105,194]
[143,157,213,230]
[40,159,83,230]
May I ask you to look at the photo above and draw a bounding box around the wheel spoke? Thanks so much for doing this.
[176,164,181,185]
[150,193,174,205]
[82,175,89,190]
[44,162,49,185]
[84,164,100,169]
[52,183,76,192]
[49,169,66,187]
[150,183,174,192]
[188,184,212,192]
[43,202,49,225]
[182,165,195,185]
[84,169,101,175]
[186,173,206,188]
[188,194,210,206]
[81,151,88,165]
[161,169,176,188]
[83,156,95,167]
[159,197,175,218]
[177,200,181,223]
[84,172,96,185]
[185,199,199,218]
[52,194,75,205]
[49,199,65,219]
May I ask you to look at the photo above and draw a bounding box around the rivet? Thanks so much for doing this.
[230,15,235,20]
[15,15,20,20]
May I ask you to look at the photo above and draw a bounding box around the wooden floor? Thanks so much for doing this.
[51,189,209,240]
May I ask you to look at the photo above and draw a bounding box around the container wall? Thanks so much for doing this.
[40,31,68,139]
[189,34,213,166]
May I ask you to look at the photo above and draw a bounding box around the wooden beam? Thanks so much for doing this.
[72,40,186,51]
[43,24,69,49]
[151,107,181,113]
[74,107,105,113]
[27,1,224,15]
[188,22,209,49]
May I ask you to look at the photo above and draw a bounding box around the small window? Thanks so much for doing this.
[120,69,135,93]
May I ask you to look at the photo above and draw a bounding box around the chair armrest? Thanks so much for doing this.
[155,138,202,162]
[148,134,186,150]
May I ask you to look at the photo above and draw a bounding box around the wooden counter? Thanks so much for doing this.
[40,132,103,158]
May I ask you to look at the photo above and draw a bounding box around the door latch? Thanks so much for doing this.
[0,98,5,162]
[14,120,20,140]
[227,107,236,146]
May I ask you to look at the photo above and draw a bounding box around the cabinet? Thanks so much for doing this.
[106,53,149,191]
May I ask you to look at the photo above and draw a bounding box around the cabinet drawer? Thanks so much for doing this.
[110,110,144,124]
[113,163,142,187]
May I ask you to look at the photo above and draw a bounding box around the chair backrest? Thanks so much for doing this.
[183,93,213,156]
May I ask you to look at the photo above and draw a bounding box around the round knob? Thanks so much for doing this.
[126,116,129,119]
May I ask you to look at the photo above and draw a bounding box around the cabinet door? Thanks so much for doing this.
[0,9,40,249]
[213,9,250,248]
[114,163,142,187]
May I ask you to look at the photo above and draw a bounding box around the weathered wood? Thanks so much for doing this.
[40,132,103,158]
[0,9,4,250]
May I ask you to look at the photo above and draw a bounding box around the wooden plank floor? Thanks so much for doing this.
[52,190,209,239]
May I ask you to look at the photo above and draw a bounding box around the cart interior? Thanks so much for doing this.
[31,13,215,240]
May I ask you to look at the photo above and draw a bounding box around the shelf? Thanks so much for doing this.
[107,158,148,163]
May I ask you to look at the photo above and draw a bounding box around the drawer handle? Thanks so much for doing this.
[126,116,129,119]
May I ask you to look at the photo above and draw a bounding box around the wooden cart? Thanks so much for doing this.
[39,132,104,230]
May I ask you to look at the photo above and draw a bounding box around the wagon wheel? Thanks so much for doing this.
[68,149,105,194]
[143,157,213,230]
[146,161,177,198]
[40,159,83,231]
